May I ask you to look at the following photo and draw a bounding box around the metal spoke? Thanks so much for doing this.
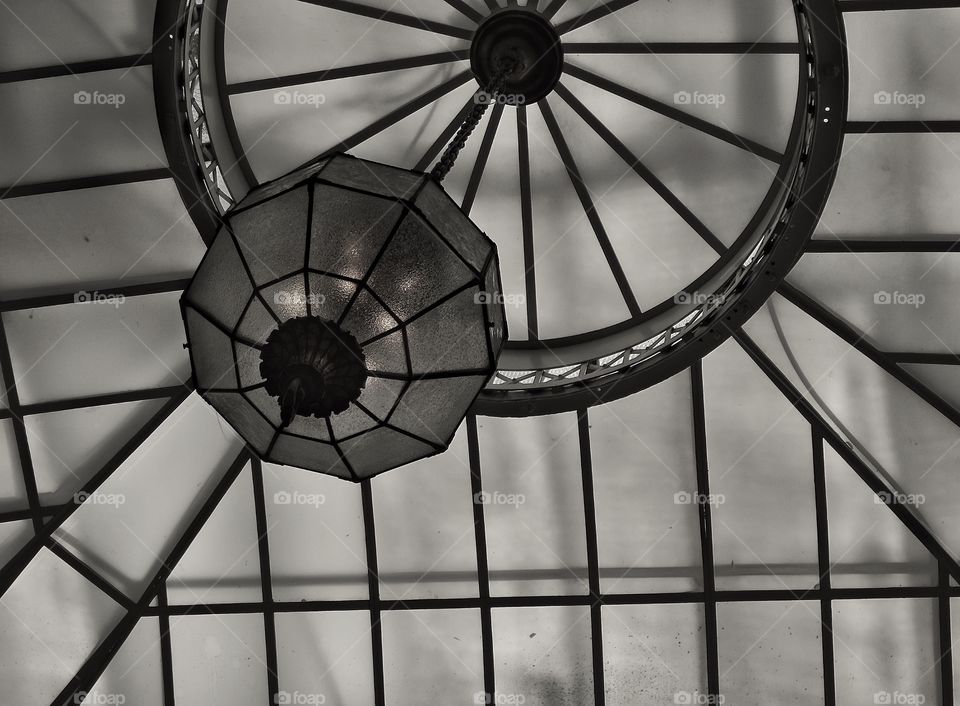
[517,105,539,339]
[227,51,470,95]
[443,0,485,23]
[462,103,505,215]
[564,62,783,163]
[540,0,570,20]
[297,0,475,40]
[565,42,800,54]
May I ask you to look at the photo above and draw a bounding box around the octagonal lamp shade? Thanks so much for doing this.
[181,154,507,481]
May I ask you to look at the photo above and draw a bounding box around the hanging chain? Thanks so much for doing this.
[431,56,522,183]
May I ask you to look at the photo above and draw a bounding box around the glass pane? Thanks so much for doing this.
[382,609,484,706]
[704,339,819,590]
[275,611,375,705]
[815,134,960,238]
[264,464,368,601]
[491,606,593,706]
[321,154,425,200]
[603,603,707,706]
[167,465,263,604]
[591,373,702,593]
[374,426,478,599]
[478,414,589,597]
[366,212,475,323]
[0,180,203,300]
[389,376,485,446]
[230,185,309,285]
[832,599,938,706]
[718,601,824,705]
[309,185,403,281]
[846,8,960,122]
[416,180,492,273]
[0,67,164,185]
[186,308,238,390]
[170,613,267,705]
[404,288,489,375]
[3,293,189,405]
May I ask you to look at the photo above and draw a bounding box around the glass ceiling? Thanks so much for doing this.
[2,0,960,705]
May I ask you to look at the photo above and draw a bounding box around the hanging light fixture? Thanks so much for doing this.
[180,50,532,480]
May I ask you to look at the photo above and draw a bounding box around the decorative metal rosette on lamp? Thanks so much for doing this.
[181,154,507,480]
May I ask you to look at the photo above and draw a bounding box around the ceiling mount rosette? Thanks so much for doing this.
[180,153,506,481]
[161,0,847,416]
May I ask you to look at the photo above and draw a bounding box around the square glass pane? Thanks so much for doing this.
[704,339,819,590]
[477,414,589,597]
[603,603,707,706]
[718,601,824,705]
[275,611,375,706]
[382,609,484,706]
[170,613,267,705]
[374,426,479,599]
[492,606,594,706]
[591,374,702,593]
[833,598,938,706]
[264,464,368,601]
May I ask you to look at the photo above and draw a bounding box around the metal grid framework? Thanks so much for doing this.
[0,351,959,704]
[167,0,850,416]
[0,0,959,704]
